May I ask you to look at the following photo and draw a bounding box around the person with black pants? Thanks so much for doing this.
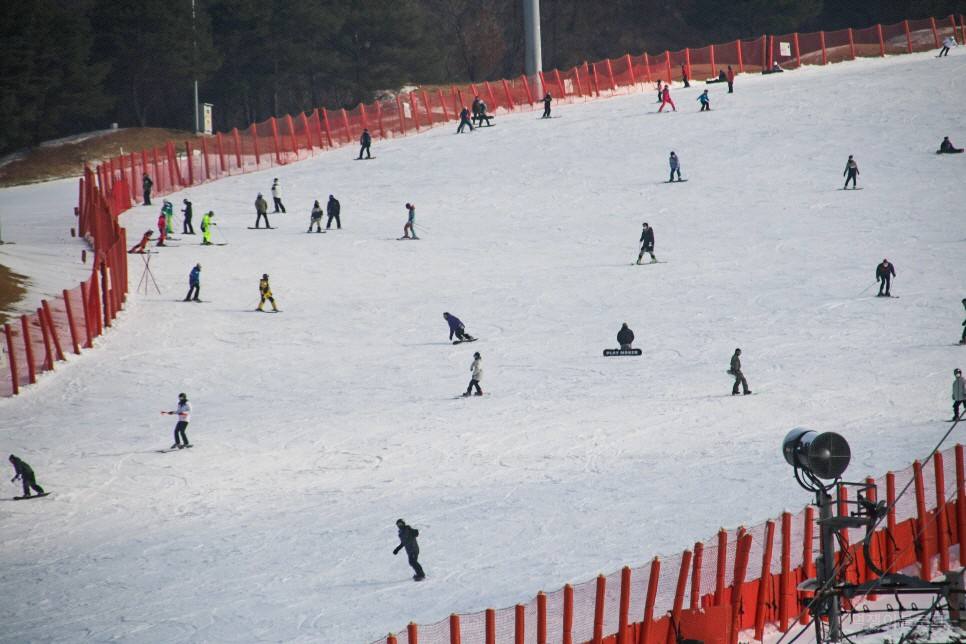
[960,298,966,345]
[9,455,45,497]
[876,259,895,297]
[729,348,751,395]
[164,393,192,448]
[326,195,341,229]
[393,519,426,580]
[142,173,153,206]
[637,222,657,264]
[843,155,859,189]
[182,199,195,234]
[358,129,372,159]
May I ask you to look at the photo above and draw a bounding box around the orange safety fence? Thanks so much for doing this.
[372,444,966,644]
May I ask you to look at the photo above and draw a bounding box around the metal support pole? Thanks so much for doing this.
[815,489,842,642]
[522,0,542,87]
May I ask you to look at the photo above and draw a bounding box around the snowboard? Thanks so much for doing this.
[603,348,642,356]
[128,250,158,254]
[13,492,51,500]
[157,445,193,453]
[248,226,276,230]
[664,179,688,183]
[839,187,863,191]
[354,157,377,160]
[455,393,487,399]
[306,230,327,233]
[633,261,667,266]
[453,337,478,345]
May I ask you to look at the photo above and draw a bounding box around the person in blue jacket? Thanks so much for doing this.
[457,107,474,134]
[403,203,418,239]
[184,263,201,302]
[697,90,711,111]
[443,312,475,342]
[669,152,682,182]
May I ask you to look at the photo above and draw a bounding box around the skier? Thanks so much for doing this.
[200,211,214,245]
[726,65,735,93]
[637,222,657,264]
[392,519,426,581]
[617,323,635,350]
[326,194,341,229]
[729,348,752,395]
[254,193,270,229]
[681,63,691,88]
[358,128,372,159]
[938,136,964,154]
[655,79,663,103]
[129,229,153,253]
[164,392,192,449]
[456,107,474,134]
[9,455,45,498]
[257,274,279,312]
[697,90,711,111]
[156,211,167,246]
[271,178,286,213]
[142,172,153,206]
[308,200,324,233]
[953,368,965,420]
[184,263,201,302]
[960,298,966,345]
[668,152,682,182]
[658,85,676,112]
[443,312,475,343]
[463,351,483,397]
[162,200,175,233]
[403,203,418,239]
[939,36,957,57]
[542,92,552,118]
[182,199,195,234]
[843,155,859,189]
[875,259,895,297]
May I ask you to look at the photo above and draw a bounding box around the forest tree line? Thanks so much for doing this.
[2,0,963,155]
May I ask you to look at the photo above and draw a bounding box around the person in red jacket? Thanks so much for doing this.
[726,65,735,93]
[129,230,153,253]
[157,212,167,246]
[658,85,676,112]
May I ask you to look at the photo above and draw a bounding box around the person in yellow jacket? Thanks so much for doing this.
[200,211,214,245]
[257,273,279,312]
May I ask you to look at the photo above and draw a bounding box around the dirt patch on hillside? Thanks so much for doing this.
[0,127,204,188]
[0,262,28,326]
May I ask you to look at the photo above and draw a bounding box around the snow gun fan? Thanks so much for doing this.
[782,428,851,490]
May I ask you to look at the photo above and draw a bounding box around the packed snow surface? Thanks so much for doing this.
[1,51,964,642]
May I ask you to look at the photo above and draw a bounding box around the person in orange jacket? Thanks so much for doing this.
[129,230,153,253]
[726,65,735,93]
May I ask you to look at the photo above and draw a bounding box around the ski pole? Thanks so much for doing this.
[215,224,228,243]
[858,281,877,296]
[414,223,430,232]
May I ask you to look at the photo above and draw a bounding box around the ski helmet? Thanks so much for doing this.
[262,273,268,279]
[474,352,481,358]
[178,392,187,400]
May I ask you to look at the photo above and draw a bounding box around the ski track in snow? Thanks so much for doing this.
[0,51,965,642]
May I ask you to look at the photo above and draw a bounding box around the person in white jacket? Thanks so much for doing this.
[939,36,957,57]
[271,178,286,213]
[164,393,192,448]
[953,368,965,421]
[463,352,483,397]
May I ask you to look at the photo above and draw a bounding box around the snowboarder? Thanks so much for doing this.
[403,203,418,239]
[271,178,285,213]
[617,323,635,350]
[960,298,966,345]
[358,128,372,159]
[463,352,483,397]
[254,193,270,229]
[681,63,691,88]
[393,519,426,581]
[726,65,735,93]
[156,211,167,246]
[308,200,324,233]
[953,368,965,420]
[658,85,676,112]
[939,36,957,57]
[326,194,341,229]
[938,136,964,154]
[129,229,153,253]
[477,100,492,126]
[443,312,475,343]
[9,455,45,498]
[729,348,752,395]
[457,107,474,133]
[184,263,201,301]
[697,90,711,111]
[843,155,859,189]
[668,152,682,182]
[542,92,552,118]
[257,274,279,312]
[164,392,192,449]
[200,211,214,245]
[471,96,483,125]
[637,222,657,264]
[182,199,195,234]
[875,259,895,297]
[142,172,153,206]
[162,200,175,233]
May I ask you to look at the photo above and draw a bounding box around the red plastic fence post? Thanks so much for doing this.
[320,110,335,147]
[935,451,950,573]
[904,20,913,53]
[690,541,704,610]
[79,280,93,348]
[593,574,605,644]
[730,533,754,644]
[62,289,81,355]
[450,613,460,644]
[762,35,768,71]
[250,125,260,167]
[420,91,432,125]
[553,69,566,102]
[185,141,194,185]
[736,39,744,73]
[684,48,691,81]
[538,591,547,644]
[484,81,498,111]
[847,29,855,60]
[500,80,514,111]
[514,604,525,644]
[666,550,692,644]
[779,512,791,630]
[930,18,940,48]
[913,460,931,579]
[618,567,630,644]
[520,75,534,106]
[37,308,54,371]
[4,324,19,395]
[664,51,671,83]
[621,54,635,85]
[754,520,776,640]
[864,476,878,600]
[877,24,886,57]
[407,622,418,644]
[166,141,180,187]
[286,115,299,159]
[268,117,280,163]
[709,45,716,77]
[640,557,661,644]
[642,53,650,84]
[99,263,111,328]
[41,300,65,362]
[562,584,573,644]
[715,529,728,605]
[387,634,396,644]
[20,315,36,384]
[486,607,496,644]
[128,152,138,201]
[820,31,828,65]
[215,133,225,174]
[886,471,897,572]
[397,95,407,133]
[605,59,616,91]
[800,506,814,625]
[572,66,583,98]
[201,137,211,180]
[409,93,420,131]
[232,128,242,170]
[376,101,386,138]
[958,445,966,567]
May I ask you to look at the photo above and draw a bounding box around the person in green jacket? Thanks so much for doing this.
[200,211,215,245]
[162,200,175,233]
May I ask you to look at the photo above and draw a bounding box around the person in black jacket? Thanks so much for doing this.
[636,222,657,264]
[142,173,154,206]
[393,518,425,580]
[617,323,635,349]
[182,199,195,234]
[9,455,45,497]
[326,195,341,229]
[358,129,372,159]
[876,259,895,297]
[729,348,751,396]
